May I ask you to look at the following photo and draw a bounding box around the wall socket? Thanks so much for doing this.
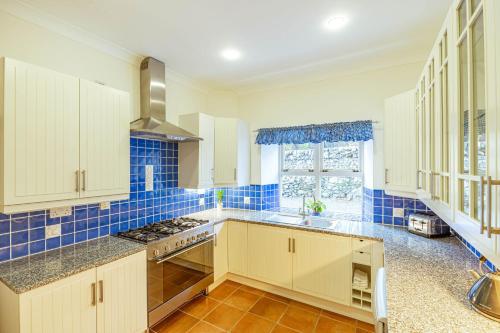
[46,224,61,238]
[244,197,251,204]
[393,208,404,218]
[49,207,72,218]
[199,198,205,206]
[100,202,110,210]
[145,165,154,191]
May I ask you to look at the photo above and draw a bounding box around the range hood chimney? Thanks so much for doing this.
[130,57,201,142]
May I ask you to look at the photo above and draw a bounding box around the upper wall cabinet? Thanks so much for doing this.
[178,112,215,189]
[214,117,250,187]
[413,0,500,264]
[79,80,130,198]
[0,58,130,213]
[384,90,416,196]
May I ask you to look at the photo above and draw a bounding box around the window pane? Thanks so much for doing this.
[472,14,486,176]
[322,142,360,171]
[458,1,467,34]
[460,180,470,214]
[471,0,481,14]
[320,176,362,215]
[280,175,315,208]
[459,39,469,174]
[282,144,315,170]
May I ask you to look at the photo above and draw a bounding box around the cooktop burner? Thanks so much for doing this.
[117,217,209,243]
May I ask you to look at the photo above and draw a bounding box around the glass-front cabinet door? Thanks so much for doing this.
[455,0,499,253]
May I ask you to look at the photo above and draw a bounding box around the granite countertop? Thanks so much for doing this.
[187,209,500,333]
[0,236,145,294]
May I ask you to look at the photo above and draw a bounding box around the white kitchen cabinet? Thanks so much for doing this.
[96,251,147,333]
[80,80,130,198]
[292,229,351,305]
[214,222,228,282]
[227,221,248,276]
[0,251,147,333]
[384,90,417,196]
[247,223,293,289]
[0,58,81,208]
[214,118,250,186]
[0,58,130,213]
[178,113,215,189]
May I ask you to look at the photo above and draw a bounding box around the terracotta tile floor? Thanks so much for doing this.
[151,280,375,333]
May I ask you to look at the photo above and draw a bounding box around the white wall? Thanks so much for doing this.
[238,62,423,188]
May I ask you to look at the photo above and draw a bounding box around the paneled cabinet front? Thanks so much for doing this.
[214,222,228,282]
[0,251,147,333]
[0,58,130,213]
[247,223,293,289]
[79,80,130,198]
[1,57,81,207]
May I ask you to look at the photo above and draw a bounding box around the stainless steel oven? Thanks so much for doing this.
[147,233,214,326]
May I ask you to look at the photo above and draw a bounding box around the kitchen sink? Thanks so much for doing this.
[264,213,307,225]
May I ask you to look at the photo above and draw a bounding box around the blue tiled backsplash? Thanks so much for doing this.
[362,187,431,226]
[0,138,279,263]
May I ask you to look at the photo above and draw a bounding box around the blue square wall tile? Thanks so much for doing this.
[11,244,28,259]
[46,237,60,250]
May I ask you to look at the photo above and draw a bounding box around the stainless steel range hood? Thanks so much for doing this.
[130,57,201,142]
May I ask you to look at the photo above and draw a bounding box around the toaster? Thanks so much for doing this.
[408,213,450,237]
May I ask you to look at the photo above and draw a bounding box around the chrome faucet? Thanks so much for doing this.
[299,195,308,217]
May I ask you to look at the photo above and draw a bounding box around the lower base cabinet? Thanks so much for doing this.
[0,250,147,333]
[292,230,351,305]
[214,222,228,281]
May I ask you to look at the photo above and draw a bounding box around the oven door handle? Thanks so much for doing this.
[154,235,214,264]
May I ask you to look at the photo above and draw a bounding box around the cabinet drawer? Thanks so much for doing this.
[352,251,371,265]
[351,238,373,253]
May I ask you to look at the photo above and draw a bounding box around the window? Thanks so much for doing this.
[280,142,363,217]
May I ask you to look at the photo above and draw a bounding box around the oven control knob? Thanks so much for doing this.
[191,236,196,241]
[164,246,169,251]
[153,250,160,257]
[176,241,180,247]
[204,231,209,236]
[180,240,185,245]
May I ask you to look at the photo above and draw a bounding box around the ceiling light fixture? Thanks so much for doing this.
[221,48,242,61]
[323,15,349,31]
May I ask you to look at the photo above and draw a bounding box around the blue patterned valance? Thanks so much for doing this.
[255,121,373,145]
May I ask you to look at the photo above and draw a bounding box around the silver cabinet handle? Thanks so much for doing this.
[384,169,389,185]
[233,168,237,181]
[292,238,296,253]
[91,282,96,306]
[487,176,492,238]
[480,176,485,235]
[214,233,218,247]
[82,170,87,191]
[416,170,421,189]
[288,238,291,253]
[430,172,435,200]
[98,280,103,303]
[76,170,81,192]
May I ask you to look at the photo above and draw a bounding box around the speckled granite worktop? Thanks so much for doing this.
[0,236,145,294]
[188,209,500,333]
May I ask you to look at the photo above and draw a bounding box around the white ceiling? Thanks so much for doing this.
[15,0,452,90]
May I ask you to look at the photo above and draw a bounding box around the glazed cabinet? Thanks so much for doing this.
[178,112,215,189]
[214,118,250,187]
[383,90,417,196]
[0,251,147,333]
[0,58,130,213]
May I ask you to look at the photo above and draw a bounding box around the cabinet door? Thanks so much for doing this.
[247,224,293,289]
[79,80,130,198]
[96,251,147,333]
[227,221,248,276]
[199,113,215,187]
[292,230,351,305]
[384,90,417,194]
[19,269,96,333]
[214,222,228,281]
[2,58,80,205]
[214,118,238,186]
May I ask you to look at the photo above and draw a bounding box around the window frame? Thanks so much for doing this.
[279,142,364,210]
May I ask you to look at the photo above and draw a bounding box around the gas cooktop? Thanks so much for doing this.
[117,217,210,243]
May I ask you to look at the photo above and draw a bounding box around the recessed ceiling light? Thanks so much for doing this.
[323,15,349,31]
[221,48,242,61]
